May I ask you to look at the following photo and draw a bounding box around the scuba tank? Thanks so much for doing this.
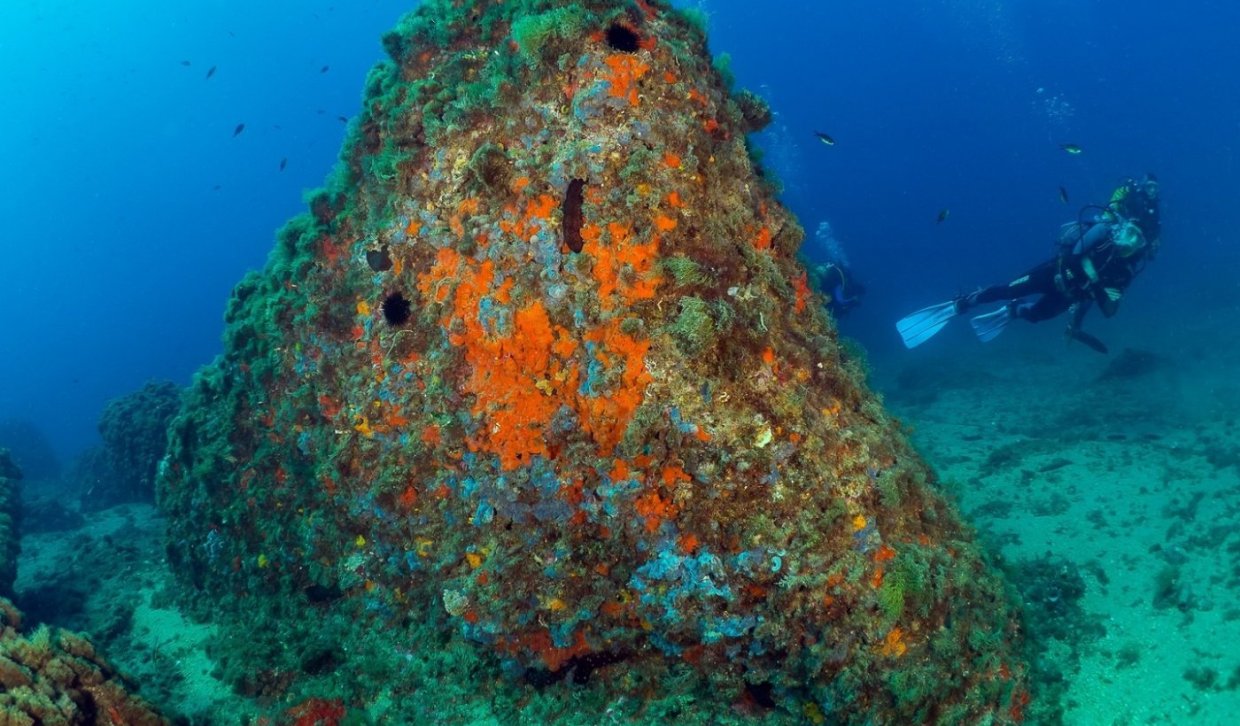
[1056,205,1114,256]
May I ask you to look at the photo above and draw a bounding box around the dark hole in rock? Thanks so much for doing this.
[382,292,412,325]
[302,648,341,676]
[366,247,392,272]
[303,584,343,604]
[524,649,628,689]
[524,666,564,688]
[605,24,641,53]
[571,650,628,684]
[562,178,585,253]
[745,681,777,709]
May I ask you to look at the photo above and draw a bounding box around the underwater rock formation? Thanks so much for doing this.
[0,450,19,598]
[81,381,181,512]
[160,0,1029,722]
[0,420,61,482]
[0,597,167,725]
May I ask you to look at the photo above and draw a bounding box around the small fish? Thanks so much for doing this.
[1059,143,1082,155]
[936,208,950,224]
[212,184,222,191]
[279,158,288,171]
[1058,185,1070,204]
[205,65,217,79]
[232,123,245,137]
[320,65,330,74]
[814,130,836,146]
[180,60,191,67]
[337,116,348,124]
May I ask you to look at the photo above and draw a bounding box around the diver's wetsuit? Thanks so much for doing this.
[896,176,1161,352]
[961,175,1161,333]
[817,262,865,315]
[968,259,1069,322]
[963,218,1151,329]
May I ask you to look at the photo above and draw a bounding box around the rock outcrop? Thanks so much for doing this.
[0,598,167,725]
[0,450,20,599]
[159,1,1029,722]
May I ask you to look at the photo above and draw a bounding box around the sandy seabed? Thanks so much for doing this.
[878,304,1240,725]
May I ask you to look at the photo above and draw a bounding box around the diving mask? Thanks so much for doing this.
[1112,220,1146,257]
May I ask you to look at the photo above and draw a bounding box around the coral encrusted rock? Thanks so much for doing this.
[159,0,1030,722]
[0,450,20,598]
[0,420,60,482]
[0,598,167,725]
[81,381,181,511]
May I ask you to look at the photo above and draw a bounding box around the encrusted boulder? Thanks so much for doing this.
[159,1,1029,722]
[0,420,60,482]
[81,381,181,511]
[0,450,20,598]
[0,597,166,725]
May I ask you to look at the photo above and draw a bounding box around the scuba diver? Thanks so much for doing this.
[896,175,1161,354]
[814,260,866,316]
[809,221,866,316]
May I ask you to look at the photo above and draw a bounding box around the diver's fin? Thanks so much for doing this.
[969,305,1012,343]
[896,300,959,349]
[1068,329,1109,354]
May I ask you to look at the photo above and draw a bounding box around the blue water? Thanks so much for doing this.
[1,0,1237,463]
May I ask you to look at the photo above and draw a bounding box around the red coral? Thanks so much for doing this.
[285,697,346,726]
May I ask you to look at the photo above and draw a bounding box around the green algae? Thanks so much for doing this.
[676,6,710,39]
[662,255,708,287]
[712,52,736,91]
[669,296,716,354]
[511,5,596,65]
